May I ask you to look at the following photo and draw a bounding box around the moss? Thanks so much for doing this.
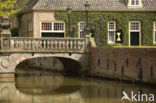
[55,11,156,47]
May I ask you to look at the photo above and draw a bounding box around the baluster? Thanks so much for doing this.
[59,40,62,50]
[18,40,21,48]
[62,40,65,50]
[31,39,34,50]
[38,39,40,50]
[50,40,53,49]
[78,40,81,49]
[16,39,18,48]
[20,40,23,49]
[47,40,50,49]
[17,39,20,48]
[66,40,69,49]
[11,39,15,48]
[27,40,30,50]
[26,39,29,50]
[74,40,77,50]
[23,40,27,49]
[39,40,42,49]
[54,40,58,49]
[70,40,73,49]
[43,40,46,49]
[35,39,38,50]
[58,41,60,50]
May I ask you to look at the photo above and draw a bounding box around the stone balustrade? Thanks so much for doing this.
[8,37,88,52]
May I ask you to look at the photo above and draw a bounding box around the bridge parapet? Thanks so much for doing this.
[0,37,89,53]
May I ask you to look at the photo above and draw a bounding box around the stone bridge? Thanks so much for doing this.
[0,16,97,75]
[0,36,93,74]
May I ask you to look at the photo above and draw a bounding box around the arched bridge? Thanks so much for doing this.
[0,36,94,74]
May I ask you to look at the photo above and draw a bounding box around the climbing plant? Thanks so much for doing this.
[55,11,156,47]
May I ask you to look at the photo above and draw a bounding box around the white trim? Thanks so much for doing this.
[108,21,116,44]
[129,21,141,46]
[154,22,156,44]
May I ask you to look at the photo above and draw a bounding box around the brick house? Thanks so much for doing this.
[18,0,156,46]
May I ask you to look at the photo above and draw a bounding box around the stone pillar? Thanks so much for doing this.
[0,16,11,50]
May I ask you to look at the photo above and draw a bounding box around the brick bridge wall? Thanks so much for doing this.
[89,48,156,85]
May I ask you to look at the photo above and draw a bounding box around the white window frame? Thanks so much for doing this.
[128,0,142,8]
[108,21,116,44]
[129,21,141,46]
[40,21,65,33]
[78,21,85,38]
[154,22,156,44]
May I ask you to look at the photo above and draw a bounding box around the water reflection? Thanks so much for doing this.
[0,70,156,103]
[16,73,81,95]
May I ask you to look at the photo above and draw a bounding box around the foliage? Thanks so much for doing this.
[0,0,21,16]
[10,26,18,37]
[55,11,156,47]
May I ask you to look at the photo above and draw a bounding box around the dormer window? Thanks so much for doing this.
[131,0,139,5]
[128,0,143,8]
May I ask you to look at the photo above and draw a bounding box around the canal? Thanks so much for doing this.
[0,67,156,103]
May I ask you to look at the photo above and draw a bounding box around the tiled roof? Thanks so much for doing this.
[22,0,156,12]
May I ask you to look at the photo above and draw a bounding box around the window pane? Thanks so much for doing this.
[109,31,115,42]
[42,23,52,30]
[109,22,115,30]
[79,22,85,38]
[131,0,135,5]
[130,22,140,30]
[54,23,64,31]
[80,31,85,38]
[80,22,85,30]
[136,0,139,5]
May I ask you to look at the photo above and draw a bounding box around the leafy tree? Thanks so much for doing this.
[0,0,21,16]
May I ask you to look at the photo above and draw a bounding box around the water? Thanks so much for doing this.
[0,68,156,103]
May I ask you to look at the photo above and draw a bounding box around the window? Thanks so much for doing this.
[130,22,140,31]
[41,22,64,32]
[54,23,64,31]
[42,23,52,31]
[131,0,139,5]
[108,21,116,43]
[41,22,65,37]
[78,22,85,38]
[127,0,142,8]
[154,22,156,43]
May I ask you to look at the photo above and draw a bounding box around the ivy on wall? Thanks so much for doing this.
[55,11,156,47]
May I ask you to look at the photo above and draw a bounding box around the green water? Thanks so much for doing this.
[0,69,155,103]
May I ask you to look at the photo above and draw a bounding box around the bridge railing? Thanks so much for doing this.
[7,37,89,52]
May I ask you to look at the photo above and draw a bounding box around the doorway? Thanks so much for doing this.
[129,21,141,46]
[130,32,139,46]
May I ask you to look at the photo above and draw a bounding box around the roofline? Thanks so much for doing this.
[20,9,156,14]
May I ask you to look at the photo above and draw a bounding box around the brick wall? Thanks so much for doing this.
[89,48,156,84]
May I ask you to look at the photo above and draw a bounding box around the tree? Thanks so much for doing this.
[0,0,21,16]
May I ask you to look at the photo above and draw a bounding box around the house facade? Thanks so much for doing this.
[18,0,156,46]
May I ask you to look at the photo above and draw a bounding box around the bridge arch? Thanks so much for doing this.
[0,53,89,74]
